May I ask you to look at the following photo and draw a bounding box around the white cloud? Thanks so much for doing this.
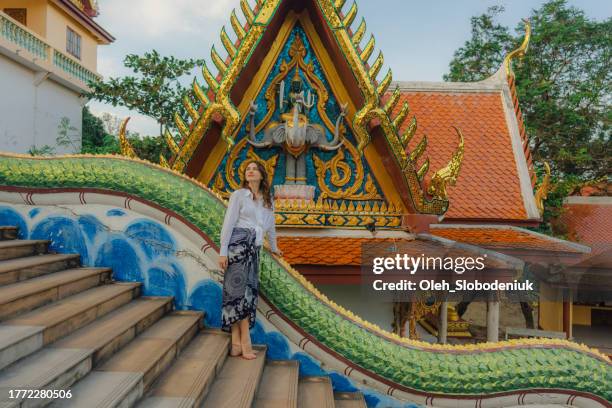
[99,0,238,37]
[96,54,125,77]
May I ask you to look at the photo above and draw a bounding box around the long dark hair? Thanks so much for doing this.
[241,160,273,209]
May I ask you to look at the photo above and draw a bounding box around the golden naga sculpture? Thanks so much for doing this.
[427,127,465,200]
[503,19,531,79]
[118,118,137,159]
[534,162,551,215]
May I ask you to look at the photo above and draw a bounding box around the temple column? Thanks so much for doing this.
[438,301,448,344]
[487,293,500,342]
[563,290,573,340]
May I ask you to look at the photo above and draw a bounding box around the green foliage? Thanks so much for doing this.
[81,106,171,162]
[27,145,55,156]
[86,50,204,136]
[0,155,610,400]
[444,6,514,82]
[56,117,80,153]
[446,0,610,179]
[532,165,583,237]
[130,135,172,164]
[28,116,80,156]
[446,0,611,234]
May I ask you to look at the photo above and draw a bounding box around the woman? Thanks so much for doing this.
[218,160,282,360]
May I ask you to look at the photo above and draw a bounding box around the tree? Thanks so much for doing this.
[82,106,120,155]
[99,112,122,136]
[445,6,514,82]
[81,107,171,162]
[130,135,172,164]
[86,50,204,137]
[446,1,611,328]
[445,0,611,180]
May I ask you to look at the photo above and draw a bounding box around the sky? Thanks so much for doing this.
[88,0,612,136]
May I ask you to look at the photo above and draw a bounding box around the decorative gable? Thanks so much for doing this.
[166,0,465,227]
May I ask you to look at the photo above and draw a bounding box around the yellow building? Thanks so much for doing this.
[0,0,113,153]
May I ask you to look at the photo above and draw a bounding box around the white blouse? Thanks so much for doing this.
[219,188,279,256]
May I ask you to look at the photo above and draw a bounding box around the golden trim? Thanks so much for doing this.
[118,118,137,159]
[2,150,606,360]
[503,19,531,79]
[198,12,298,186]
[159,154,170,168]
[299,13,405,210]
[428,127,464,200]
[164,129,179,155]
[223,138,279,191]
[177,1,449,215]
[534,162,551,215]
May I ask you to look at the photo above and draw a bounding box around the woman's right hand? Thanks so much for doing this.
[219,256,228,271]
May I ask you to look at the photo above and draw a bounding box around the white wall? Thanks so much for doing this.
[0,53,82,154]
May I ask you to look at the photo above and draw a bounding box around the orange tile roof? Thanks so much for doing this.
[431,226,587,254]
[557,199,612,256]
[391,91,530,221]
[277,236,377,265]
[277,235,515,269]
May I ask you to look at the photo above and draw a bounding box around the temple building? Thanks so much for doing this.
[0,1,609,405]
[159,0,610,349]
[0,0,113,154]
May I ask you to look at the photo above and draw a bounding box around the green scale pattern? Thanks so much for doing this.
[0,155,610,400]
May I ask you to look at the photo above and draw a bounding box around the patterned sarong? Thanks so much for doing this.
[221,227,260,332]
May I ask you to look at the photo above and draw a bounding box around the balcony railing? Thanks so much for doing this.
[0,11,100,89]
[53,50,99,85]
[0,13,50,60]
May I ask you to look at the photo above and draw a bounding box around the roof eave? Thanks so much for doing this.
[53,0,115,44]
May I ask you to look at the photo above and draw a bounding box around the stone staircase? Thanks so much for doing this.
[0,227,367,408]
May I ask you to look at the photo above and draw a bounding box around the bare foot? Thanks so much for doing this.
[241,351,257,360]
[230,343,242,357]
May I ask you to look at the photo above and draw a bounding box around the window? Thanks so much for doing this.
[66,27,81,60]
[3,8,27,26]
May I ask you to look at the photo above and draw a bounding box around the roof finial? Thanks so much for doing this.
[503,19,531,80]
[118,117,137,159]
[534,162,551,215]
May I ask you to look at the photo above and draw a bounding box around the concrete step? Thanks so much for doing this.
[298,376,335,408]
[334,392,367,408]
[52,297,174,366]
[254,360,299,408]
[136,329,230,408]
[0,268,112,321]
[52,311,203,408]
[0,240,49,261]
[0,226,17,241]
[4,282,141,346]
[0,346,92,408]
[201,345,267,408]
[0,254,81,286]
